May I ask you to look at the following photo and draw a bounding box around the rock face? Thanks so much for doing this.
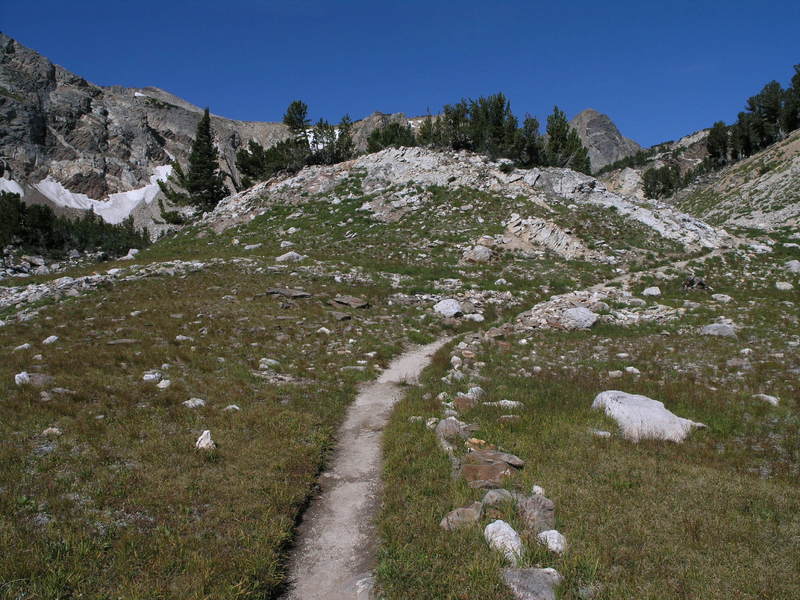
[591,390,705,442]
[569,109,641,172]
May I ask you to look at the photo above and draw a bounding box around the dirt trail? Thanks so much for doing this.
[284,338,449,600]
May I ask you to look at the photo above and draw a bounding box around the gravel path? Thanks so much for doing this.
[284,338,449,600]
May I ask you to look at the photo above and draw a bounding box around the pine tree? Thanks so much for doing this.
[706,121,729,167]
[334,114,355,162]
[544,106,591,173]
[159,108,227,212]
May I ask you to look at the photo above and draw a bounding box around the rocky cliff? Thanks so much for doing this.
[569,108,641,172]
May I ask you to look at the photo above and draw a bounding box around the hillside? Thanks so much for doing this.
[674,128,800,229]
[2,144,798,599]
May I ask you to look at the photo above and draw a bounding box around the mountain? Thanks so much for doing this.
[569,108,641,172]
[0,33,409,233]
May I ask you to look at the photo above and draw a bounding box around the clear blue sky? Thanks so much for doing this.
[2,0,799,147]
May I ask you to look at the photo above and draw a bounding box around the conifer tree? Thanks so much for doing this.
[706,121,729,167]
[159,108,227,212]
[544,106,591,173]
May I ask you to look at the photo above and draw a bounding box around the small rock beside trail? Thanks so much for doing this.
[484,520,523,564]
[433,298,462,318]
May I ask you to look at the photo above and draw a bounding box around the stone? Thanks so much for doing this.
[330,311,351,321]
[483,488,514,506]
[183,398,206,408]
[223,404,241,411]
[276,251,305,263]
[175,335,194,342]
[608,370,623,378]
[624,366,641,375]
[156,379,171,389]
[440,502,484,530]
[195,430,215,450]
[536,529,567,554]
[265,288,312,299]
[483,399,524,409]
[333,295,370,309]
[435,416,470,440]
[15,371,30,385]
[461,462,514,487]
[462,245,493,263]
[592,390,706,442]
[786,259,800,274]
[711,294,732,303]
[107,338,139,345]
[561,307,598,329]
[243,243,262,250]
[454,396,478,412]
[433,298,462,318]
[14,343,31,352]
[502,567,563,600]
[517,493,556,533]
[142,370,162,383]
[642,286,661,297]
[700,323,736,337]
[42,335,59,345]
[41,427,62,437]
[775,281,794,291]
[468,449,525,468]
[753,393,779,406]
[484,520,523,564]
[317,327,332,335]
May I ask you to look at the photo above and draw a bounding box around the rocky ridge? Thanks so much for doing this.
[569,108,641,171]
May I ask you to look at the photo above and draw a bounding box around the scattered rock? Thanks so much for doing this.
[195,430,215,450]
[786,259,800,274]
[223,404,241,411]
[183,398,206,408]
[41,427,62,437]
[700,323,736,337]
[775,281,794,291]
[265,288,312,299]
[562,307,599,330]
[462,245,494,263]
[753,393,779,406]
[483,488,514,506]
[42,335,59,345]
[517,493,556,534]
[333,295,370,309]
[14,371,30,385]
[433,298,462,318]
[642,286,661,297]
[276,251,305,263]
[711,294,732,303]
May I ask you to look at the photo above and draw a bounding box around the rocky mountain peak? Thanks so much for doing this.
[569,108,641,172]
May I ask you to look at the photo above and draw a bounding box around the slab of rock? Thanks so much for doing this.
[435,416,472,440]
[786,259,800,274]
[517,494,555,534]
[711,294,732,303]
[42,335,59,345]
[454,396,478,412]
[753,393,779,406]
[642,286,661,297]
[502,567,563,600]
[591,390,705,442]
[107,338,139,345]
[461,462,514,488]
[483,488,514,506]
[183,398,206,408]
[462,245,493,263]
[276,251,305,263]
[333,295,370,309]
[330,311,352,321]
[265,288,311,299]
[440,502,484,531]
[561,307,599,329]
[468,449,525,468]
[484,520,523,564]
[700,323,736,337]
[775,281,794,291]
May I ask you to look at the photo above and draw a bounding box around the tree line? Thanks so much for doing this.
[159,95,593,214]
[0,191,150,257]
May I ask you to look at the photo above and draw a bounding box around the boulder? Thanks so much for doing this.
[462,245,494,263]
[786,259,800,274]
[753,393,779,406]
[484,520,523,564]
[433,298,462,318]
[536,529,567,554]
[517,493,555,533]
[276,251,305,263]
[483,488,514,506]
[591,390,705,442]
[642,286,661,297]
[711,294,732,303]
[333,295,370,309]
[775,281,794,291]
[700,323,736,337]
[561,307,598,329]
[195,430,215,450]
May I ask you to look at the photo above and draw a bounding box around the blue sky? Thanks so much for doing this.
[3,0,799,147]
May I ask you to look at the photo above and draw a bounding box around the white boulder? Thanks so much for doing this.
[561,307,598,329]
[195,430,216,450]
[183,398,206,408]
[276,251,305,263]
[775,281,794,291]
[642,286,661,297]
[591,390,705,442]
[42,335,59,345]
[433,299,462,318]
[536,529,567,554]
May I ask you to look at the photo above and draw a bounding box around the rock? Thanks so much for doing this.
[276,251,305,263]
[642,286,661,297]
[536,529,567,554]
[683,276,709,290]
[483,488,514,506]
[753,393,779,406]
[483,399,524,409]
[454,396,478,412]
[223,404,241,411]
[468,449,525,468]
[775,281,794,291]
[195,430,215,450]
[243,243,262,250]
[175,335,194,342]
[461,462,514,488]
[14,371,30,385]
[333,295,370,309]
[42,335,59,345]
[433,298,462,318]
[462,245,493,263]
[265,288,311,299]
[608,370,623,378]
[440,502,484,530]
[142,370,162,383]
[591,390,706,442]
[41,427,62,437]
[561,307,598,330]
[156,379,171,389]
[435,416,470,440]
[786,259,800,274]
[700,323,737,337]
[13,343,31,352]
[330,311,351,321]
[517,493,556,533]
[484,520,523,564]
[464,313,485,322]
[624,366,641,375]
[592,429,612,438]
[107,338,139,345]
[317,326,331,335]
[711,294,732,303]
[502,567,563,600]
[183,398,206,408]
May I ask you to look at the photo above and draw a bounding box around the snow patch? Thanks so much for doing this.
[32,165,172,224]
[0,177,24,196]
